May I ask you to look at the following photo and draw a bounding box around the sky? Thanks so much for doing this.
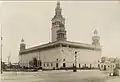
[0,1,120,63]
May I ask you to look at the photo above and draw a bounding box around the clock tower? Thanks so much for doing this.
[51,2,67,42]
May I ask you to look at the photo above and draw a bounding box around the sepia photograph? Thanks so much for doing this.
[0,0,120,82]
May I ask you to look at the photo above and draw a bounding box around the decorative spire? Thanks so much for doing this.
[20,37,26,51]
[92,29,100,46]
[52,1,65,21]
[21,37,24,43]
[94,29,98,36]
[57,1,60,5]
[55,1,62,15]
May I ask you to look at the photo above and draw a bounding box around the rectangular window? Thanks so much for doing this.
[101,65,103,68]
[56,63,58,68]
[47,63,49,67]
[51,63,53,66]
[73,63,74,67]
[44,63,45,67]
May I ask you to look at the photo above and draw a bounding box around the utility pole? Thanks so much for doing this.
[1,24,3,74]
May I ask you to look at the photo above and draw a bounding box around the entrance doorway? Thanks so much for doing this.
[79,64,81,68]
[63,63,66,68]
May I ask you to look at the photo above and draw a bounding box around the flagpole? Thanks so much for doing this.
[1,24,3,74]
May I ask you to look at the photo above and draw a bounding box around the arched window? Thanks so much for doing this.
[98,64,100,68]
[73,63,74,67]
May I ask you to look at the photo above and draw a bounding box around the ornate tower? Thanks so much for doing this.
[20,37,26,51]
[92,29,100,46]
[51,2,66,42]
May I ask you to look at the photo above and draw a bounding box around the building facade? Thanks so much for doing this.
[19,2,102,70]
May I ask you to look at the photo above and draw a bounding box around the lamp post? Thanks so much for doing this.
[1,38,2,74]
[1,25,3,74]
[73,51,77,72]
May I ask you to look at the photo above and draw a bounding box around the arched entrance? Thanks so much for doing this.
[104,65,106,71]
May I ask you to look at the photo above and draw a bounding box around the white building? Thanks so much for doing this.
[101,57,120,69]
[99,61,116,71]
[19,2,102,70]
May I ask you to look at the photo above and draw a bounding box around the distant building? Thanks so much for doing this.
[100,57,120,72]
[115,58,120,68]
[19,2,101,70]
[99,61,116,71]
